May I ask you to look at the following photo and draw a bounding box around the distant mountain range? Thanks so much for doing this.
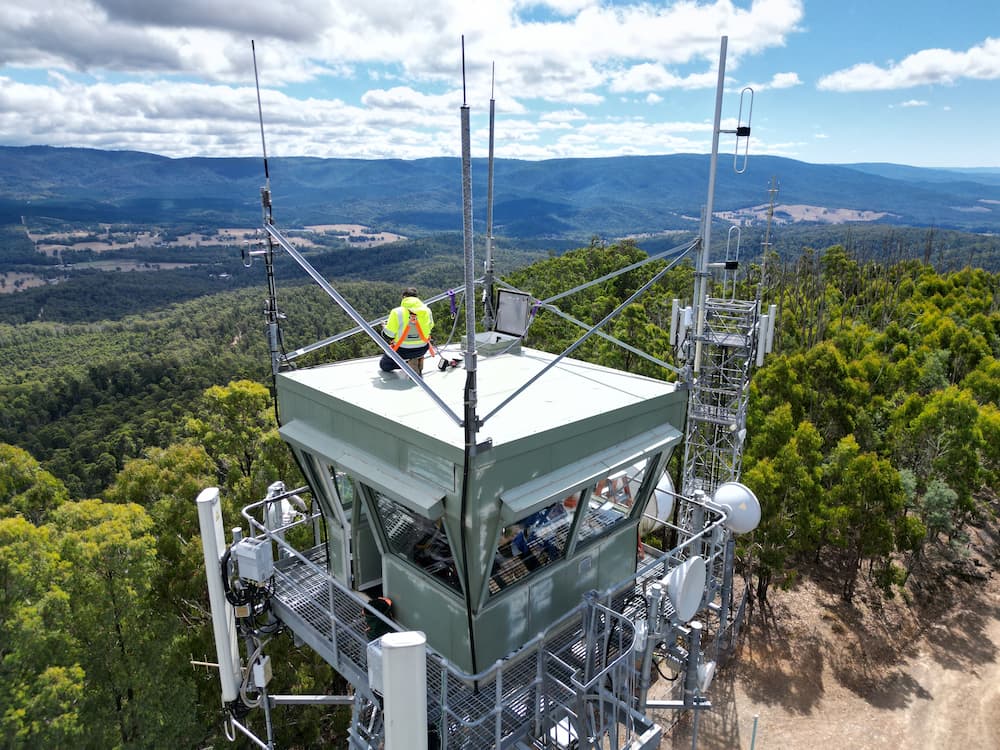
[2,145,999,239]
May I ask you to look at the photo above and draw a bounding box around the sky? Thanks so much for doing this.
[0,0,998,168]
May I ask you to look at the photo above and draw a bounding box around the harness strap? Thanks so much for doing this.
[390,310,436,356]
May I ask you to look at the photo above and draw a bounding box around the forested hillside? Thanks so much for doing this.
[0,231,549,325]
[4,146,1000,235]
[1,242,998,747]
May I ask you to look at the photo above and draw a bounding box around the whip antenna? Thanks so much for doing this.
[249,40,282,378]
[251,39,271,190]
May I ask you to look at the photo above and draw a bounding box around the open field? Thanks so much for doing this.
[22,222,407,258]
[303,223,407,244]
[717,203,894,226]
[0,271,53,293]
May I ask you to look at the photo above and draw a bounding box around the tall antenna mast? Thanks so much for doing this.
[759,176,779,289]
[691,36,728,376]
[483,63,497,331]
[761,177,778,256]
[457,34,480,673]
[251,39,274,234]
[251,40,283,378]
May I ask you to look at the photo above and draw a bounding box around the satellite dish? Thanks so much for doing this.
[697,659,717,692]
[640,471,674,535]
[712,481,761,534]
[662,555,706,622]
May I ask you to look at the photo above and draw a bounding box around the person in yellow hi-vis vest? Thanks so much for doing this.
[379,287,435,375]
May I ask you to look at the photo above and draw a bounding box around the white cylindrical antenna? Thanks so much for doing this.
[766,303,777,353]
[460,38,477,377]
[196,487,241,704]
[458,34,481,673]
[692,36,729,375]
[756,314,768,367]
[381,631,428,750]
[668,298,680,346]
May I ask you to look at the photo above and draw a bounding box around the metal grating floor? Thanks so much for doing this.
[269,543,652,748]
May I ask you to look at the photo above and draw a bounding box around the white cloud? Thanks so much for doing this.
[742,71,801,91]
[0,0,806,88]
[900,99,928,107]
[93,0,335,42]
[0,0,807,158]
[609,63,717,93]
[818,37,1000,92]
[540,108,587,122]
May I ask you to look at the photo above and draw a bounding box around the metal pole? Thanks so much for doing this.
[483,65,497,331]
[382,631,429,750]
[458,35,481,673]
[637,582,664,709]
[461,107,478,379]
[683,621,703,706]
[718,535,735,656]
[693,36,728,375]
[685,620,704,750]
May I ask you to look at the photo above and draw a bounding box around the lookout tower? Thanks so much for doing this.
[275,344,686,672]
[198,35,762,750]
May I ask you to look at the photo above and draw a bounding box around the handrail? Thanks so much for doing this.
[237,488,730,748]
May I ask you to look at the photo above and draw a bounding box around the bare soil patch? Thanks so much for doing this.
[657,522,1000,749]
[716,204,893,226]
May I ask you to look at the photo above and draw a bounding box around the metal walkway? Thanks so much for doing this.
[246,493,732,749]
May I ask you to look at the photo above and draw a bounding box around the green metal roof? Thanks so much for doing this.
[278,345,679,451]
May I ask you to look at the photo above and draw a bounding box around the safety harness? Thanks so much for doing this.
[390,309,437,356]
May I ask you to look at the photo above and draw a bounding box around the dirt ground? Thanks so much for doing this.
[657,527,1000,749]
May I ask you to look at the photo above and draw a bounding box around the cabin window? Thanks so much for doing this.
[373,491,461,592]
[576,459,650,546]
[489,493,578,594]
[332,468,355,508]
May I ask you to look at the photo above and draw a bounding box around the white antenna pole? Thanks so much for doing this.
[460,38,478,407]
[381,631,428,750]
[251,40,270,197]
[693,36,728,375]
[196,487,241,705]
[483,63,497,331]
[251,40,283,378]
[458,34,481,673]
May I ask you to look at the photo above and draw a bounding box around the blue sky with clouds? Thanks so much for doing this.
[0,0,997,167]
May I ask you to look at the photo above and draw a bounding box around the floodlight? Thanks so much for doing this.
[697,659,717,692]
[712,481,761,534]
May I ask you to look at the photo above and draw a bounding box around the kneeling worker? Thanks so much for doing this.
[379,287,434,375]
